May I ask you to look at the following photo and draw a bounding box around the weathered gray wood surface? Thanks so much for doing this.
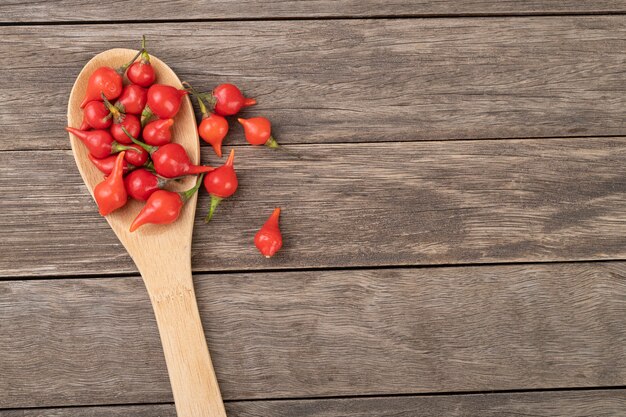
[1,262,625,408]
[1,17,625,152]
[2,5,626,415]
[2,138,626,278]
[2,390,626,417]
[2,0,626,22]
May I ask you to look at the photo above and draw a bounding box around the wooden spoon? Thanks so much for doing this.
[67,49,227,417]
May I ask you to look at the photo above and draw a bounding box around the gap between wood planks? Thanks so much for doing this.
[1,11,626,27]
[1,258,625,282]
[3,134,626,154]
[1,385,625,413]
[222,385,626,403]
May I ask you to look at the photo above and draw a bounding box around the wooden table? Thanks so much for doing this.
[1,2,626,416]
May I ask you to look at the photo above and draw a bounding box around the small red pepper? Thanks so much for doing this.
[88,153,132,175]
[127,36,156,88]
[130,173,204,232]
[140,84,188,126]
[88,153,153,176]
[115,84,148,115]
[238,117,279,148]
[93,152,128,216]
[143,118,174,146]
[203,149,238,222]
[80,67,123,109]
[183,82,256,117]
[184,82,229,157]
[66,126,136,159]
[110,114,141,145]
[212,83,256,116]
[124,143,150,167]
[124,168,172,201]
[199,113,229,157]
[254,208,283,258]
[82,100,112,130]
[123,127,213,178]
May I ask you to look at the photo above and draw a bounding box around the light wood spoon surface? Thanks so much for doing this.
[67,48,227,417]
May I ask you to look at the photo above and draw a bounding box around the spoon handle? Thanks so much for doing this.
[145,265,226,417]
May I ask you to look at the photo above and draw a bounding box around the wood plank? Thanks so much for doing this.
[2,390,626,416]
[2,1,626,23]
[1,262,625,407]
[0,17,624,151]
[2,139,626,278]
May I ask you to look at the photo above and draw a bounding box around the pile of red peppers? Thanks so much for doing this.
[67,36,283,258]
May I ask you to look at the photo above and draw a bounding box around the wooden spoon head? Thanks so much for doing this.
[67,49,199,273]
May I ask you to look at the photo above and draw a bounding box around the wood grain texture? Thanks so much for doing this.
[2,138,626,277]
[1,17,625,151]
[1,262,625,407]
[2,0,626,22]
[2,390,626,416]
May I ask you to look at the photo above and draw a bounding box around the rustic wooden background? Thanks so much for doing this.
[1,1,626,416]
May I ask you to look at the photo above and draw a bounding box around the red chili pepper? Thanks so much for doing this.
[115,84,147,115]
[124,144,150,167]
[254,208,283,258]
[93,152,128,216]
[238,117,279,148]
[183,83,256,117]
[129,173,204,232]
[66,126,136,158]
[79,51,140,108]
[143,118,174,146]
[184,82,229,157]
[199,113,229,157]
[124,168,172,201]
[80,67,123,109]
[123,127,213,178]
[110,114,141,145]
[203,149,238,222]
[212,84,256,116]
[127,36,156,88]
[82,100,112,130]
[88,153,132,175]
[88,153,154,176]
[140,84,188,126]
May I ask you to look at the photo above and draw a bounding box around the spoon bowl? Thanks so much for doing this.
[68,48,226,417]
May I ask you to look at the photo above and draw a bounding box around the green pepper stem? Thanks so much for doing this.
[121,126,155,154]
[205,195,222,223]
[266,136,280,149]
[112,142,141,154]
[180,173,205,203]
[197,95,208,117]
[140,35,150,63]
[140,105,154,127]
[100,92,122,121]
[203,92,217,109]
[182,81,209,117]
[182,81,216,115]
[117,49,143,74]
